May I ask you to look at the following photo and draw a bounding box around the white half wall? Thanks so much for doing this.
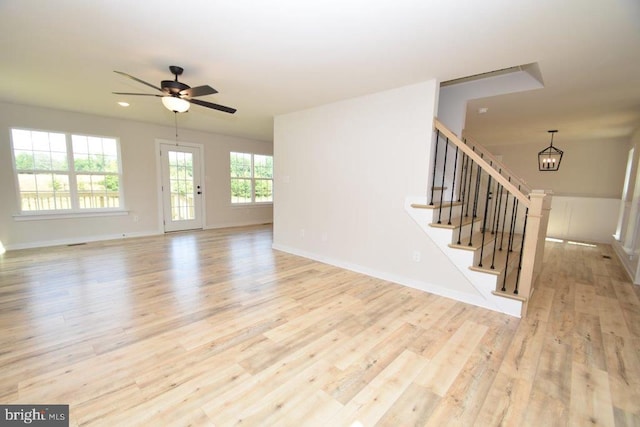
[547,195,619,244]
[273,80,484,299]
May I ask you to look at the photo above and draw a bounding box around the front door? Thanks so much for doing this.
[159,143,203,232]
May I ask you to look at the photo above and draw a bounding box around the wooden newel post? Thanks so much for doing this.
[518,190,552,317]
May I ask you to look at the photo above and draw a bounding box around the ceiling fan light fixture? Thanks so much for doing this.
[114,67,235,114]
[162,96,190,113]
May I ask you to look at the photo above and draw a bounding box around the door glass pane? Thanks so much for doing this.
[169,150,194,221]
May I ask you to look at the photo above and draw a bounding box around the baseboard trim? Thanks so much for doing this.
[5,230,163,251]
[205,220,273,230]
[611,238,635,283]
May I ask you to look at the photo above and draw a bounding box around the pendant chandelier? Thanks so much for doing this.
[538,130,563,171]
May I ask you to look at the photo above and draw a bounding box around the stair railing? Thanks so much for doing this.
[430,118,551,316]
[462,133,532,196]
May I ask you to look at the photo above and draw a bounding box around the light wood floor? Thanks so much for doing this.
[1,225,639,426]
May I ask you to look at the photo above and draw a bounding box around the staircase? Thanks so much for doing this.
[405,119,552,318]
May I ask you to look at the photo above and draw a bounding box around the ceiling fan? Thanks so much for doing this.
[113,65,236,114]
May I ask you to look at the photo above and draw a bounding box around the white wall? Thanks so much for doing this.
[273,80,484,298]
[0,102,272,250]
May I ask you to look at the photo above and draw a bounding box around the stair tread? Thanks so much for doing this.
[412,201,463,210]
[429,215,480,230]
[469,246,522,275]
[449,231,496,251]
[492,289,527,302]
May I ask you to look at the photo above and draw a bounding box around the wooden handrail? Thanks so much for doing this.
[434,118,531,207]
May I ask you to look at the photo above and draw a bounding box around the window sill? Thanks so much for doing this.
[13,210,129,221]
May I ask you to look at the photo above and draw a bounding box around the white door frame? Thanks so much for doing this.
[155,139,206,233]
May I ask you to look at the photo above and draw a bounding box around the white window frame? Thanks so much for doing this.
[230,152,273,205]
[10,127,125,218]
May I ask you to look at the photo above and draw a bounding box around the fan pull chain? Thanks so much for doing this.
[174,112,179,145]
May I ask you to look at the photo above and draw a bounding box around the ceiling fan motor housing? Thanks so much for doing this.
[162,80,190,95]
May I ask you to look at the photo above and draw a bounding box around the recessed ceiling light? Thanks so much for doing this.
[478,107,488,114]
[118,101,130,107]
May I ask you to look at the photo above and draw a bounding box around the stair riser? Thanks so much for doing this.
[480,251,522,283]
[450,218,483,242]
[472,239,497,266]
[427,204,464,224]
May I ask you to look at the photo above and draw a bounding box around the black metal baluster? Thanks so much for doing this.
[464,149,476,217]
[514,208,529,295]
[447,146,459,225]
[472,154,484,218]
[501,197,519,292]
[490,184,504,270]
[430,129,440,206]
[477,175,492,267]
[437,137,449,224]
[491,169,502,234]
[468,165,482,246]
[509,199,519,252]
[499,180,512,251]
[458,152,468,203]
[457,155,469,245]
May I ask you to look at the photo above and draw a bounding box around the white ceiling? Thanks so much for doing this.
[1,0,639,146]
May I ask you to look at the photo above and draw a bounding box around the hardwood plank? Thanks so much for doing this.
[498,317,548,379]
[569,362,615,426]
[327,349,429,426]
[376,383,440,427]
[530,336,572,404]
[201,329,348,424]
[598,295,632,338]
[613,279,640,338]
[475,373,533,427]
[575,282,598,314]
[263,293,362,342]
[413,320,488,395]
[215,360,336,426]
[613,406,640,426]
[520,388,569,426]
[322,322,425,405]
[602,333,640,413]
[422,317,514,426]
[573,311,607,371]
[266,389,343,427]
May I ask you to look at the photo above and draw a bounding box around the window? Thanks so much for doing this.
[230,152,273,204]
[11,128,123,213]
